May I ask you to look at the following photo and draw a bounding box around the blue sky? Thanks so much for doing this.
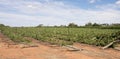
[0,0,120,26]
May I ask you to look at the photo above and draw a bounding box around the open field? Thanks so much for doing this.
[0,27,120,47]
[0,32,120,59]
[0,0,120,59]
[0,26,120,59]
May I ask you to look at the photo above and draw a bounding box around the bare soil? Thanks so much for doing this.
[0,33,120,59]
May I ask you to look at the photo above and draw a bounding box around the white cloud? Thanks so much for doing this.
[89,0,96,3]
[0,12,68,26]
[88,0,101,3]
[0,0,120,26]
[116,0,120,5]
[96,0,120,10]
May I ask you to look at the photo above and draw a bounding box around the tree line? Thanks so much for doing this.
[0,22,120,29]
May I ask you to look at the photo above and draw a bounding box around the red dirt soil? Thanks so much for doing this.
[0,33,120,59]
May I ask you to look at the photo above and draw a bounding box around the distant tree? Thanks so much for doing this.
[101,23,109,27]
[92,23,100,26]
[54,25,58,27]
[111,23,120,26]
[85,22,92,26]
[68,23,78,27]
[60,25,66,27]
[0,24,5,27]
[37,24,43,27]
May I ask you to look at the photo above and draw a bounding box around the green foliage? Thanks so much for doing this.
[68,23,78,28]
[0,26,120,47]
[92,23,101,26]
[0,27,31,43]
[36,24,43,27]
[85,22,92,26]
[0,24,5,27]
[100,26,120,29]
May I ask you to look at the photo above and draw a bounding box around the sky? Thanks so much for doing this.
[0,0,120,26]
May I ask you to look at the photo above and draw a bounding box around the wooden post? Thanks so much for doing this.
[102,40,120,49]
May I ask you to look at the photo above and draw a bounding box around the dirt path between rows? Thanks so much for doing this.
[0,33,120,59]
